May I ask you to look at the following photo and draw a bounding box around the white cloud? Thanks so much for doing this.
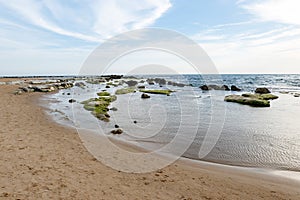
[0,0,171,42]
[241,0,300,25]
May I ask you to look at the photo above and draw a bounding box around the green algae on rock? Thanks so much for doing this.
[224,95,270,107]
[242,93,278,100]
[139,89,173,95]
[81,95,117,121]
[115,88,136,95]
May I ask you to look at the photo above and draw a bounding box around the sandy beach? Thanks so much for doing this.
[0,81,300,199]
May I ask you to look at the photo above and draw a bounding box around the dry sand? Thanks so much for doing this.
[0,82,299,199]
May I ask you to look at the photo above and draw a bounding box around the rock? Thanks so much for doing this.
[141,93,150,99]
[138,85,146,89]
[221,85,230,91]
[200,85,209,90]
[105,85,110,88]
[115,124,119,128]
[110,107,118,111]
[14,90,23,95]
[104,113,110,118]
[133,121,137,124]
[126,80,138,87]
[176,83,185,87]
[68,99,76,103]
[224,94,270,107]
[67,93,71,95]
[94,113,110,122]
[148,82,155,85]
[154,78,166,85]
[111,129,123,135]
[231,85,241,91]
[242,93,278,100]
[294,94,300,97]
[255,87,270,94]
[75,82,86,88]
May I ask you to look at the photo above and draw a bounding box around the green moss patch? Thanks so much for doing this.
[115,88,136,95]
[242,93,278,100]
[139,89,173,95]
[81,95,117,121]
[97,91,111,96]
[225,95,270,107]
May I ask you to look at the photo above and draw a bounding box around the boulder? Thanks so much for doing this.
[255,87,270,94]
[141,93,150,99]
[138,85,146,89]
[111,129,123,135]
[222,85,230,91]
[200,85,209,90]
[68,99,76,103]
[231,85,241,91]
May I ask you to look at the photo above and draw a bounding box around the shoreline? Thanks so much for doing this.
[1,82,300,199]
[41,86,300,176]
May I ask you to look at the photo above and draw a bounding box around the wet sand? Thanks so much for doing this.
[0,81,299,199]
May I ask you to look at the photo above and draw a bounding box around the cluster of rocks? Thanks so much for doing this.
[15,80,74,94]
[167,81,191,87]
[224,87,278,107]
[200,84,241,91]
[86,75,123,84]
[145,78,191,87]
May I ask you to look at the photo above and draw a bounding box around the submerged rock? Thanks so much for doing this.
[110,107,118,111]
[255,87,271,94]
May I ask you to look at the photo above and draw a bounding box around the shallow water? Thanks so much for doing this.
[45,74,300,171]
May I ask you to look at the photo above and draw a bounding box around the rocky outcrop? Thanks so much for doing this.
[225,95,270,107]
[225,93,279,107]
[255,87,271,94]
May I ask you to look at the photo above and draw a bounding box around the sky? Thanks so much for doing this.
[0,0,300,75]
